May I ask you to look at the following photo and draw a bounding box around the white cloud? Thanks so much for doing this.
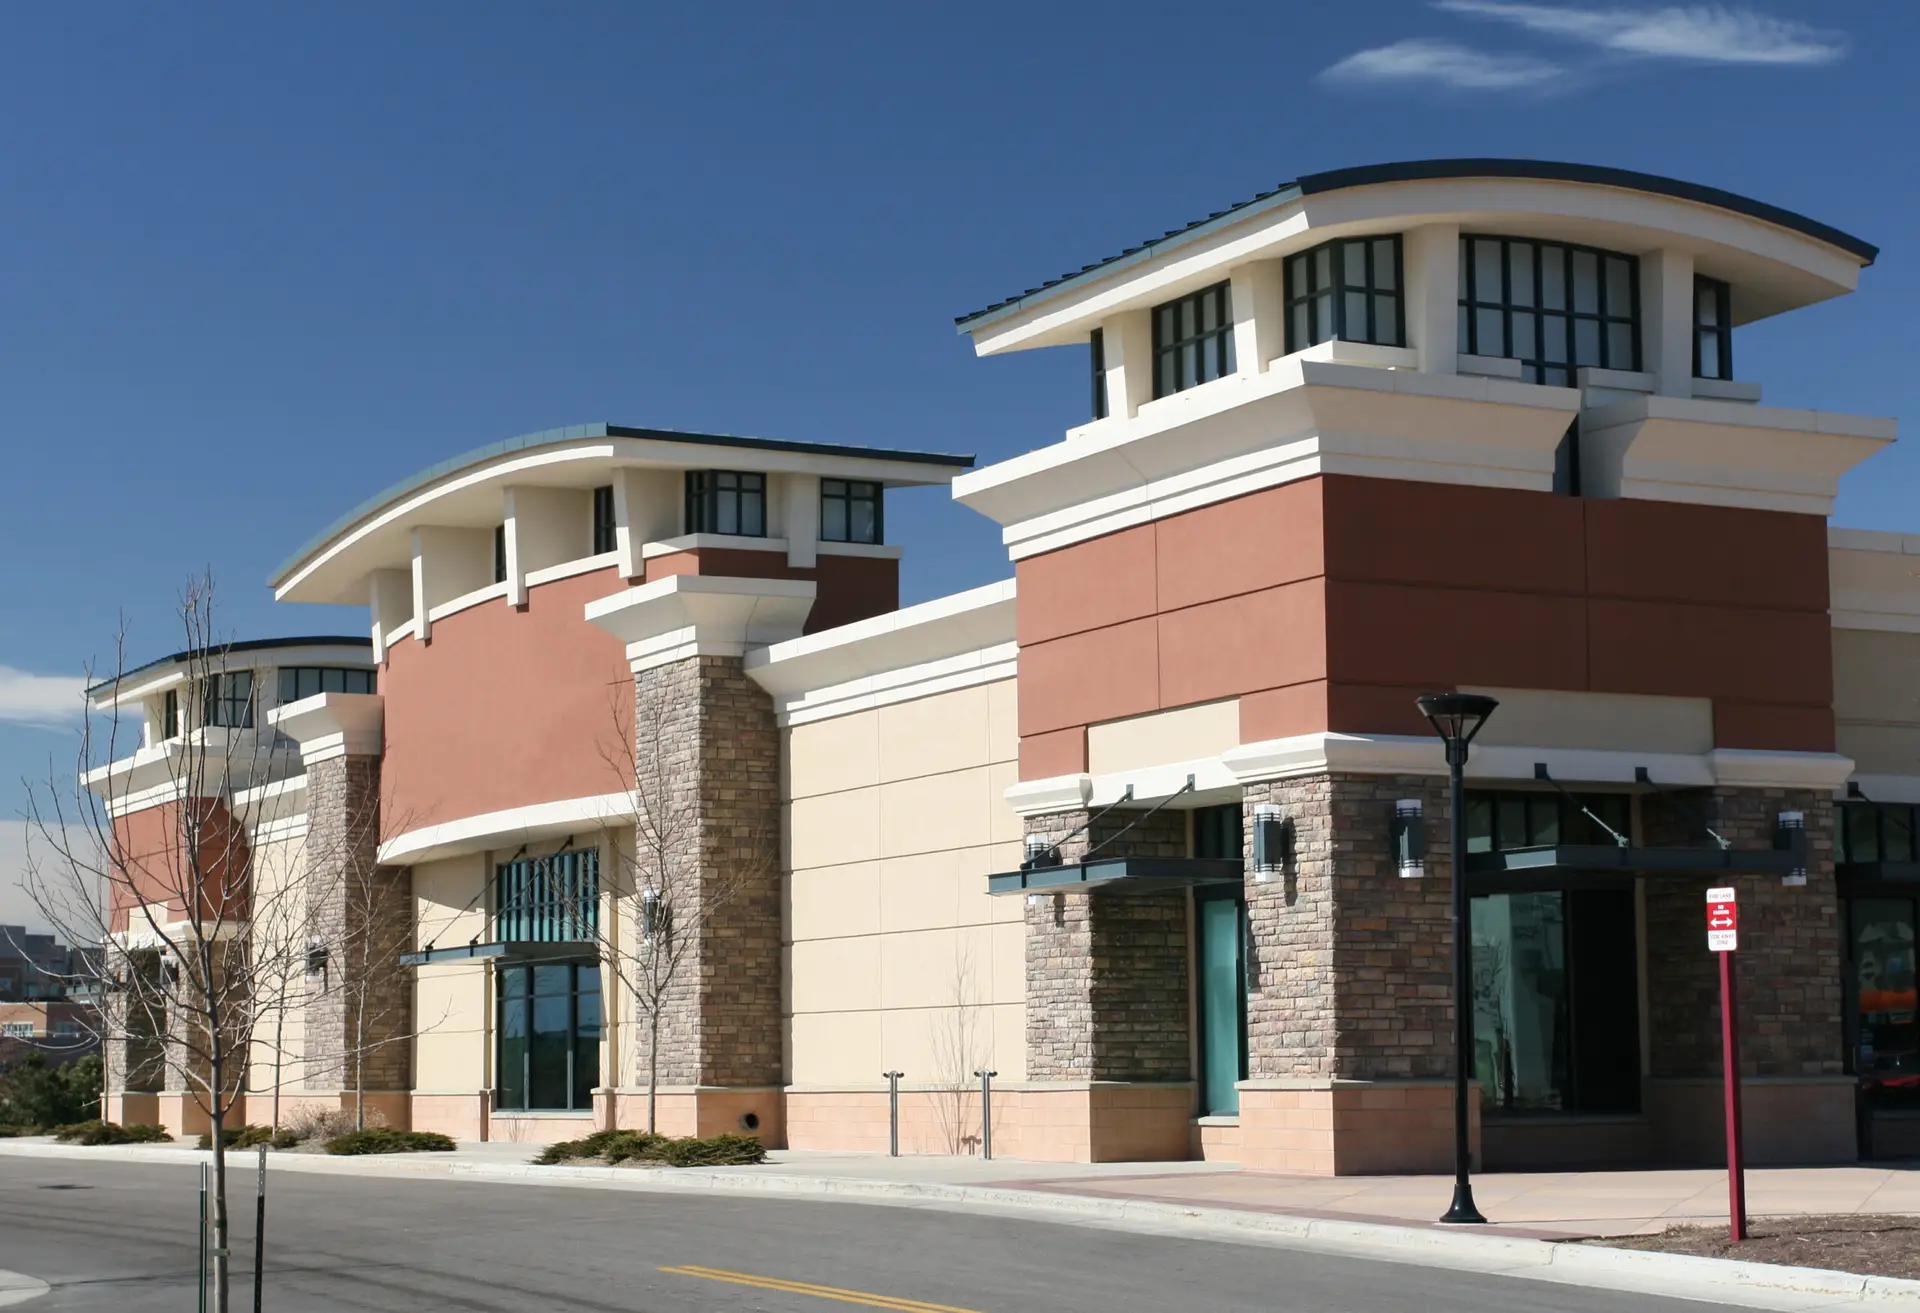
[1321,38,1565,90]
[1437,2,1848,64]
[0,665,87,729]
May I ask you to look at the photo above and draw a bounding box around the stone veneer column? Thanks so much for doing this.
[301,750,414,1126]
[1643,786,1849,1165]
[628,655,784,1137]
[1020,807,1192,1161]
[1238,772,1466,1175]
[102,952,164,1124]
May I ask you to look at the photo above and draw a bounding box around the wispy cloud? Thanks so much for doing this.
[1321,38,1566,90]
[1437,2,1848,65]
[0,666,87,729]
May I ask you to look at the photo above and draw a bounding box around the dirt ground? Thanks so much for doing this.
[1598,1215,1920,1280]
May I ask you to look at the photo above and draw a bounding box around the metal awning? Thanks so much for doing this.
[1838,861,1920,890]
[1466,844,1803,890]
[988,857,1244,896]
[399,940,596,967]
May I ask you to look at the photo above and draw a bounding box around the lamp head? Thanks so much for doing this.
[1416,692,1500,749]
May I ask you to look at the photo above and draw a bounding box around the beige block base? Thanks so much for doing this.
[154,1092,249,1139]
[1193,1117,1241,1162]
[105,1092,158,1128]
[1647,1077,1858,1166]
[601,1087,786,1145]
[1239,1080,1480,1176]
[409,1093,489,1141]
[261,1090,412,1133]
[785,1083,1195,1162]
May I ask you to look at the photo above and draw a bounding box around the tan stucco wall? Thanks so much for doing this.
[1833,629,1920,774]
[1087,699,1240,774]
[1462,686,1714,753]
[245,826,310,1104]
[412,852,491,1097]
[785,679,1025,1087]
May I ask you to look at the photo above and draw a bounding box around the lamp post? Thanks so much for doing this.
[1417,691,1499,1226]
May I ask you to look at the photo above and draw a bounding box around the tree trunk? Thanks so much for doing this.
[269,1006,285,1134]
[647,1011,659,1135]
[209,1029,231,1313]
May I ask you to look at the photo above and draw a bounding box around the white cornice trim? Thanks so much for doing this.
[746,580,1017,723]
[952,359,1577,560]
[380,790,636,866]
[427,580,510,625]
[1846,773,1920,805]
[641,533,788,558]
[585,574,816,674]
[1582,395,1893,518]
[252,814,310,844]
[524,551,621,589]
[1709,748,1856,791]
[1006,775,1094,817]
[267,692,385,765]
[816,540,904,560]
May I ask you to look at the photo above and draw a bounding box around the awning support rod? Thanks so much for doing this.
[1847,781,1917,844]
[1633,766,1731,851]
[1533,763,1630,848]
[1025,785,1134,869]
[1081,775,1197,863]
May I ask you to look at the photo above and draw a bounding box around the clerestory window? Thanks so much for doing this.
[1459,236,1639,385]
[685,470,767,537]
[1152,282,1236,398]
[1284,235,1404,353]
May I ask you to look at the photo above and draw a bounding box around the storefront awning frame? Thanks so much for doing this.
[987,857,1244,896]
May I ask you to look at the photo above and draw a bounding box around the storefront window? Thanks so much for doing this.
[1464,790,1630,854]
[1850,898,1918,1108]
[496,960,600,1112]
[1472,888,1639,1115]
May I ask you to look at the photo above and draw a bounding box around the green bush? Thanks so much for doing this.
[0,1124,34,1138]
[269,1129,303,1150]
[324,1127,456,1156]
[52,1120,171,1146]
[534,1130,763,1168]
[197,1125,273,1150]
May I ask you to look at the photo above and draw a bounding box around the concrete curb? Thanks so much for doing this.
[4,1140,1916,1310]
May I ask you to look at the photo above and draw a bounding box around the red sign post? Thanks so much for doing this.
[1707,886,1747,1242]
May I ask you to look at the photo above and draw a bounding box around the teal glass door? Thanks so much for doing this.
[1197,895,1248,1115]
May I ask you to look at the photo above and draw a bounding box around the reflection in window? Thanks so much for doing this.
[1464,790,1630,854]
[1841,802,1919,864]
[1694,276,1733,381]
[1152,282,1235,398]
[1850,898,1917,1101]
[201,672,254,729]
[1089,327,1108,420]
[494,525,508,584]
[1191,803,1243,860]
[1284,236,1404,353]
[161,689,180,740]
[496,849,599,943]
[495,960,600,1112]
[685,470,767,537]
[821,479,882,545]
[592,485,617,555]
[1458,235,1639,385]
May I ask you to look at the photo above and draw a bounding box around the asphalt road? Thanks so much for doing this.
[0,1156,1722,1312]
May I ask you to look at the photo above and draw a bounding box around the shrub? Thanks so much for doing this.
[197,1125,272,1150]
[0,1053,102,1131]
[534,1130,763,1168]
[269,1129,303,1150]
[324,1127,455,1156]
[53,1120,171,1146]
[280,1104,384,1146]
[0,1125,33,1138]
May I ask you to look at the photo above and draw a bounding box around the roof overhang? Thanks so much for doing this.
[87,638,373,708]
[273,424,974,606]
[960,161,1875,356]
[987,856,1245,896]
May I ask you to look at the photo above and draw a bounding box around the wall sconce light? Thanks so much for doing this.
[1025,892,1044,908]
[1776,811,1808,886]
[304,939,330,988]
[641,887,666,943]
[1023,834,1061,871]
[1394,799,1426,879]
[1252,803,1286,883]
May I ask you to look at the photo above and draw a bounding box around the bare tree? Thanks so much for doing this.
[22,573,310,1313]
[930,938,989,1155]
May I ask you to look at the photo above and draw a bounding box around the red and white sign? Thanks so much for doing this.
[1707,886,1738,953]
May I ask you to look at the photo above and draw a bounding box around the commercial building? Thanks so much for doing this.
[95,160,1917,1171]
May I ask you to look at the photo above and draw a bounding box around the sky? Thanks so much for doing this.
[2,1,1915,936]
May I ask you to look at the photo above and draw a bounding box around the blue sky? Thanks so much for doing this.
[2,1,1914,931]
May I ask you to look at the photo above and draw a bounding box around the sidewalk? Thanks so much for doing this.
[7,1138,1920,1310]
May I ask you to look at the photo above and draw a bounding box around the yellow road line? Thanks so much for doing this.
[658,1264,985,1312]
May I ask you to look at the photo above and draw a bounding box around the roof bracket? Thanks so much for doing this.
[1634,766,1732,851]
[1081,775,1198,864]
[1533,763,1630,848]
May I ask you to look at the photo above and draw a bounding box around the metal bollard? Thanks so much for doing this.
[882,1071,904,1157]
[974,1069,997,1161]
[198,1162,210,1313]
[254,1142,268,1313]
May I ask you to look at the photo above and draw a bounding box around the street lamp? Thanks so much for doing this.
[1417,691,1499,1226]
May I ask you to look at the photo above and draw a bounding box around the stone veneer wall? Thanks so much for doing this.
[631,655,783,1090]
[302,753,414,1098]
[1242,773,1453,1081]
[1021,809,1189,1082]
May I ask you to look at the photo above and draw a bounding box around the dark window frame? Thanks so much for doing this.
[591,485,617,555]
[201,671,254,730]
[1693,274,1734,381]
[1840,801,1919,865]
[276,666,377,705]
[684,470,768,538]
[161,689,179,740]
[1284,235,1406,353]
[1089,327,1108,420]
[495,848,600,943]
[494,958,600,1113]
[820,478,883,545]
[493,525,508,584]
[1464,788,1632,854]
[1151,282,1236,399]
[1458,235,1641,386]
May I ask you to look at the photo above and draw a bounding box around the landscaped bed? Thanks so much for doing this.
[534,1130,766,1168]
[1597,1215,1920,1281]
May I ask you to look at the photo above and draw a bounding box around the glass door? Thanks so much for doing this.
[1848,896,1919,1141]
[1196,893,1247,1116]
